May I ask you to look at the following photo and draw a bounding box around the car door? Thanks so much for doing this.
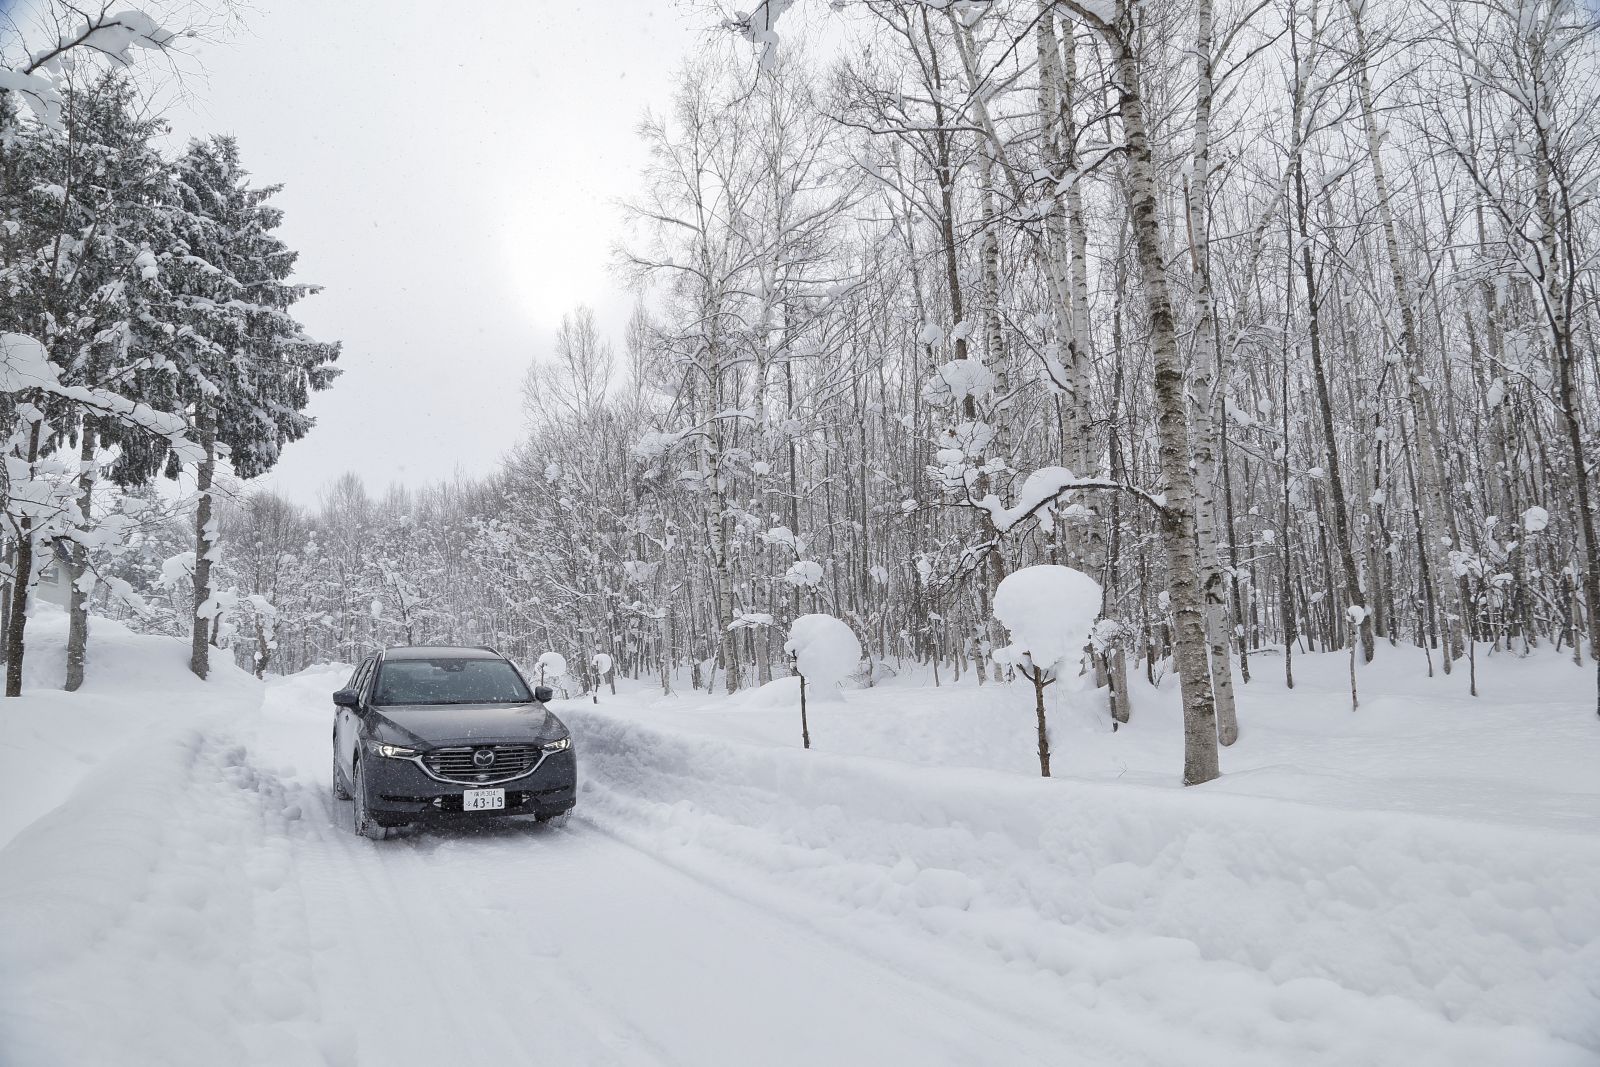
[336,657,375,772]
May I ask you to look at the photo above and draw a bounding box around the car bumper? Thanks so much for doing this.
[362,749,576,823]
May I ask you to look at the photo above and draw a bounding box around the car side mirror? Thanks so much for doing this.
[534,686,553,704]
[333,688,360,709]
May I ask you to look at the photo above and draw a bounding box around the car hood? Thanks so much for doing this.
[368,702,560,747]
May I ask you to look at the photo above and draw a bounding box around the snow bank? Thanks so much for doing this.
[0,610,327,1065]
[0,722,321,1065]
[0,606,260,848]
[563,694,1600,1066]
[730,675,805,709]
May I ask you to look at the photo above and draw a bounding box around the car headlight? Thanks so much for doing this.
[367,741,418,759]
[541,736,571,753]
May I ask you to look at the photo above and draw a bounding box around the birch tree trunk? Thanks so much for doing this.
[1184,0,1240,745]
[1097,12,1221,784]
[1036,5,1095,482]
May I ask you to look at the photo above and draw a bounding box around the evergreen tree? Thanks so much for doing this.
[0,74,189,694]
[132,136,340,678]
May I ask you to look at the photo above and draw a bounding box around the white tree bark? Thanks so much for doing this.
[1183,0,1240,746]
[1069,3,1221,784]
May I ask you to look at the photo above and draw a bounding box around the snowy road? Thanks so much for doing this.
[4,633,1599,1067]
[3,668,1068,1067]
[292,788,1067,1066]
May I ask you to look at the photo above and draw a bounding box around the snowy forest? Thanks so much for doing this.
[6,0,1600,789]
[5,3,1600,1064]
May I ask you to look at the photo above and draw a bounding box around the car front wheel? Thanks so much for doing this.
[351,759,390,840]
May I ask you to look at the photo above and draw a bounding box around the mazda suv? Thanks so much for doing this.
[332,646,576,838]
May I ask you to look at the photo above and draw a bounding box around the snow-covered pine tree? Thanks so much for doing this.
[40,76,171,691]
[134,136,339,679]
[0,72,196,695]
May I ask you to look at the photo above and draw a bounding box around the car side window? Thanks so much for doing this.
[345,658,375,706]
[356,658,376,702]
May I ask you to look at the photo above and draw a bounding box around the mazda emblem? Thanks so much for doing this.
[473,749,495,768]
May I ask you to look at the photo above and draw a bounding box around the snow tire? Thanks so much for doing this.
[352,759,389,840]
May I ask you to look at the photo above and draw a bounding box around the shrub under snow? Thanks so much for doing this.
[993,565,1102,675]
[536,651,568,685]
[784,613,861,692]
[994,564,1102,778]
[784,613,861,748]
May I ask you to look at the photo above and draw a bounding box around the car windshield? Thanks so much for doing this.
[373,659,533,706]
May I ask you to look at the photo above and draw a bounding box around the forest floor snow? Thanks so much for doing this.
[2,612,1597,1066]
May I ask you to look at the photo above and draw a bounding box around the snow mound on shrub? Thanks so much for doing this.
[784,614,861,692]
[993,565,1101,672]
[536,651,567,681]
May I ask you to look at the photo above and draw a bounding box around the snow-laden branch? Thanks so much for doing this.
[958,465,1169,533]
[3,9,178,131]
[0,333,202,464]
[725,0,797,67]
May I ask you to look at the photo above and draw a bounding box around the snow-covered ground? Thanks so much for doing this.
[2,612,1597,1065]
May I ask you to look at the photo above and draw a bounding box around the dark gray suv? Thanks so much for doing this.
[332,646,577,839]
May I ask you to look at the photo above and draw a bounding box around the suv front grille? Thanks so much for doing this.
[421,744,540,784]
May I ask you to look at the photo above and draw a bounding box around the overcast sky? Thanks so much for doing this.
[152,0,713,504]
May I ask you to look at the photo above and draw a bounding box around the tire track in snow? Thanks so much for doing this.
[392,823,682,1067]
[288,797,542,1063]
[566,806,1100,1062]
[258,677,680,1067]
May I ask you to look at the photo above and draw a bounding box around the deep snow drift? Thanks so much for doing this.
[1,612,1597,1066]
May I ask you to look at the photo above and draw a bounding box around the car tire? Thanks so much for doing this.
[351,759,389,840]
[332,746,351,801]
[536,808,573,829]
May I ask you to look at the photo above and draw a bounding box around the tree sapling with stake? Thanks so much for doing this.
[1347,605,1367,711]
[993,565,1103,778]
[537,651,567,697]
[783,614,861,749]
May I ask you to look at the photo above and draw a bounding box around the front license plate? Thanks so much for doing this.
[462,788,505,811]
